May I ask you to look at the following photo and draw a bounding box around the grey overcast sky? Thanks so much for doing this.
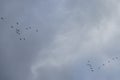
[1,0,120,80]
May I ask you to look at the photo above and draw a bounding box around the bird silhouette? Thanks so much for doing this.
[26,28,28,30]
[0,17,4,20]
[102,64,105,66]
[88,60,90,63]
[98,66,100,69]
[116,57,118,59]
[16,22,19,25]
[16,28,21,35]
[11,26,14,28]
[91,70,94,72]
[87,64,92,67]
[23,38,25,40]
[29,27,31,29]
[36,29,38,32]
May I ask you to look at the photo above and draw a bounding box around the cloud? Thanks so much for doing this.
[1,0,120,80]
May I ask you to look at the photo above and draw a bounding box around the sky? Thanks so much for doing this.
[1,0,120,80]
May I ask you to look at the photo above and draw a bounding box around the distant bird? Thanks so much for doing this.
[102,64,105,66]
[16,22,19,25]
[16,28,21,35]
[87,64,92,67]
[0,17,4,20]
[20,38,22,40]
[0,17,7,23]
[11,26,14,28]
[90,67,93,69]
[112,58,115,60]
[88,60,90,63]
[26,28,28,30]
[116,57,118,59]
[29,27,31,29]
[91,70,94,72]
[23,38,25,40]
[98,67,100,69]
[36,29,38,32]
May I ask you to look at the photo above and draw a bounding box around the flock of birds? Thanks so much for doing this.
[1,17,120,74]
[0,16,39,41]
[86,56,120,72]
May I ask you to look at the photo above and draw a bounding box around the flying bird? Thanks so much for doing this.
[87,64,92,67]
[26,28,28,30]
[11,26,14,28]
[16,28,21,35]
[16,22,19,25]
[36,29,38,32]
[88,60,90,63]
[116,57,118,59]
[108,60,110,63]
[91,70,94,72]
[29,27,31,29]
[112,58,115,60]
[23,38,25,40]
[90,67,93,69]
[0,17,4,20]
[102,64,105,66]
[98,66,100,69]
